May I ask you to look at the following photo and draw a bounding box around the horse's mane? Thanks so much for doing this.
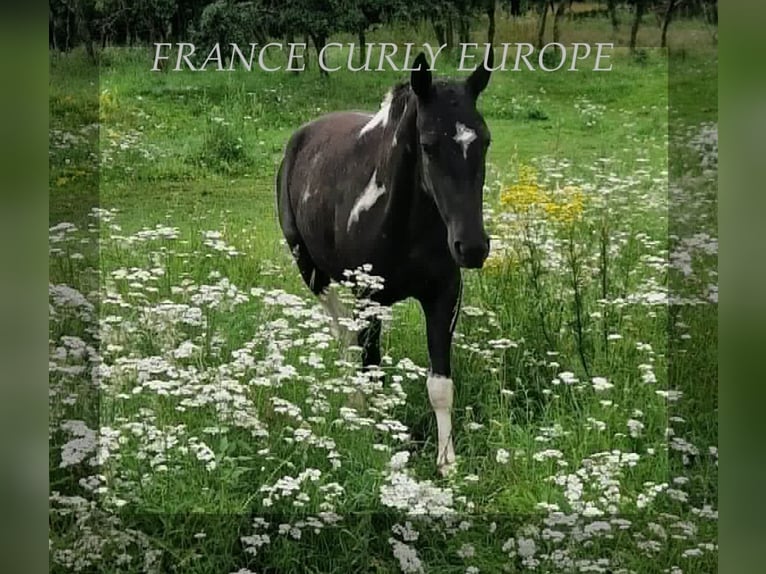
[388,81,412,125]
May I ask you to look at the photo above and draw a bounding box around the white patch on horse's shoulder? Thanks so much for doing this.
[453,122,477,159]
[347,170,386,230]
[359,91,393,137]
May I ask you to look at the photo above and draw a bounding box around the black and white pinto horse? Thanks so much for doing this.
[277,52,493,475]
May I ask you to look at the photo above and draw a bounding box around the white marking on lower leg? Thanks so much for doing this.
[359,90,393,137]
[453,122,477,159]
[427,375,455,473]
[347,170,386,230]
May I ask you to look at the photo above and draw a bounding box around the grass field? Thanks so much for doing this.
[49,15,717,574]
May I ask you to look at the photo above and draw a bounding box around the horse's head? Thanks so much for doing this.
[411,51,493,269]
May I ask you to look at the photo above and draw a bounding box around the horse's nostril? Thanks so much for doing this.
[454,241,464,256]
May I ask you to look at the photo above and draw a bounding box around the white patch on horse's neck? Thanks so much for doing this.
[453,122,477,159]
[391,102,408,150]
[347,170,386,230]
[359,90,393,137]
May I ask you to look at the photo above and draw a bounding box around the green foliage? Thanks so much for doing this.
[632,48,650,66]
[196,112,251,174]
[194,0,272,47]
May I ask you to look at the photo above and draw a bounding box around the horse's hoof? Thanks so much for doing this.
[438,462,456,478]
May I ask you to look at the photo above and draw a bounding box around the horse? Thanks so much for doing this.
[276,51,493,475]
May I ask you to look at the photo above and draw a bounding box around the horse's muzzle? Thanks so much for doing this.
[453,237,490,269]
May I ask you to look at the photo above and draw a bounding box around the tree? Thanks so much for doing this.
[606,0,619,32]
[551,0,567,43]
[535,0,549,49]
[486,0,496,44]
[630,0,647,51]
[334,0,388,69]
[660,0,682,48]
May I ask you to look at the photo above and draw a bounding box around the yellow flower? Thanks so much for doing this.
[499,164,585,225]
[99,89,118,121]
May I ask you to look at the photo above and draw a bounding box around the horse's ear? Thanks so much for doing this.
[411,52,432,100]
[466,47,494,99]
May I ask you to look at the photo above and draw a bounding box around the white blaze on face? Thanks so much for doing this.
[347,170,386,230]
[359,90,393,137]
[453,122,477,159]
[427,375,455,474]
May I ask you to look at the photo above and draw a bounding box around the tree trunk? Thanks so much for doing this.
[536,1,549,49]
[65,11,71,52]
[661,0,679,48]
[607,0,619,32]
[630,0,646,51]
[358,28,366,68]
[311,33,328,76]
[701,0,718,44]
[432,19,446,47]
[458,16,470,44]
[446,14,454,51]
[510,0,522,17]
[80,20,96,61]
[486,0,496,44]
[50,11,58,51]
[553,1,567,43]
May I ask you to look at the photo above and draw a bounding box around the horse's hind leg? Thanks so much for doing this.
[277,156,351,342]
[284,236,354,345]
[359,317,381,368]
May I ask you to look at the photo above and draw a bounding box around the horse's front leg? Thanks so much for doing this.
[420,272,462,476]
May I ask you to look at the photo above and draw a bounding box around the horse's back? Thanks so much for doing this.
[285,111,374,165]
[278,110,386,276]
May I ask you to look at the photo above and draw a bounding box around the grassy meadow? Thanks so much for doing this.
[49,12,718,574]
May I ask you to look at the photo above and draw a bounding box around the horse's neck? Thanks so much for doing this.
[376,95,443,238]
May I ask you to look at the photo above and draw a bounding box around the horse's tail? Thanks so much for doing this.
[276,129,308,249]
[276,142,295,245]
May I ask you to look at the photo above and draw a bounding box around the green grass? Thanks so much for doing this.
[49,17,717,574]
